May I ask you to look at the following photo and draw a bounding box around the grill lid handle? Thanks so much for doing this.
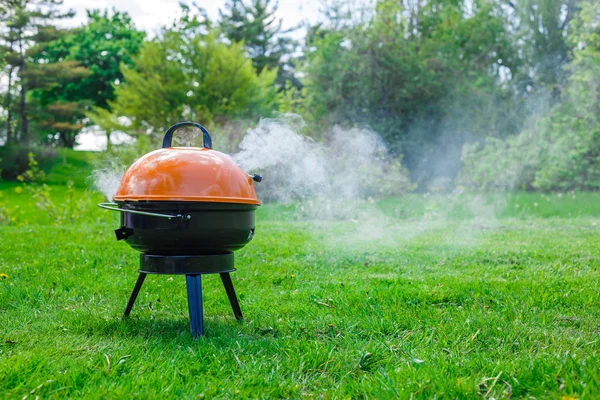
[162,122,212,149]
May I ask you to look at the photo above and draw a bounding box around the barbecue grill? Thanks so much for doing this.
[99,122,262,337]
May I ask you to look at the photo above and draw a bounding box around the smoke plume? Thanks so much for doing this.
[233,114,413,219]
[92,162,125,201]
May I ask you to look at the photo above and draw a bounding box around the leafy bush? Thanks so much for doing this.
[0,145,57,181]
[0,193,10,225]
[459,125,544,191]
[460,102,600,192]
[17,153,89,225]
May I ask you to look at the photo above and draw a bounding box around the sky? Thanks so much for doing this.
[59,0,323,150]
[61,0,322,36]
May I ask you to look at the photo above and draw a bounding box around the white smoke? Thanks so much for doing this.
[92,164,124,201]
[233,114,413,220]
[231,114,508,249]
[90,114,504,250]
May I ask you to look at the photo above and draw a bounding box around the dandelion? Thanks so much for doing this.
[0,273,9,279]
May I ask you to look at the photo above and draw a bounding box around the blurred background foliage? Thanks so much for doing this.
[0,0,598,191]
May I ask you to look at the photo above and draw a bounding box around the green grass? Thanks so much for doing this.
[45,148,98,188]
[1,186,600,398]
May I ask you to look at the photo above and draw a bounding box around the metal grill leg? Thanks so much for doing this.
[220,272,243,320]
[186,274,204,338]
[123,272,147,318]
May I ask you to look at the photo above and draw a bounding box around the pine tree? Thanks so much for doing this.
[26,56,91,147]
[0,0,74,144]
[218,0,300,88]
[0,1,20,145]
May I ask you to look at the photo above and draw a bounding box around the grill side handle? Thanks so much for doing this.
[249,174,263,182]
[162,122,212,149]
[97,203,191,221]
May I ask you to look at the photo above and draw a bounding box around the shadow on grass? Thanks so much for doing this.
[72,312,248,344]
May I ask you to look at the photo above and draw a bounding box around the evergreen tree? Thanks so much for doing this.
[219,0,300,88]
[0,0,74,144]
[26,56,91,147]
[0,2,18,145]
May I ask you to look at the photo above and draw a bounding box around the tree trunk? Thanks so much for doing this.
[6,67,14,146]
[5,25,14,145]
[106,130,112,152]
[18,33,28,143]
[60,131,76,148]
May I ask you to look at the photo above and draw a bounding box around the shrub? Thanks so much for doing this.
[0,145,57,181]
[459,124,544,191]
[17,152,89,225]
[459,104,600,192]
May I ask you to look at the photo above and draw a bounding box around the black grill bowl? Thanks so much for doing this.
[116,201,257,255]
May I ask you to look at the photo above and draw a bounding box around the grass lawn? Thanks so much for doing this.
[1,183,599,398]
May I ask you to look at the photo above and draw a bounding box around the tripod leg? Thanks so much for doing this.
[186,274,204,338]
[123,272,147,318]
[220,272,243,320]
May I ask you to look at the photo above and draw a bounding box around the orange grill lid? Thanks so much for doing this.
[113,122,260,205]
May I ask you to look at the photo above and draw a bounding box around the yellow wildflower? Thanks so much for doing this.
[0,273,9,279]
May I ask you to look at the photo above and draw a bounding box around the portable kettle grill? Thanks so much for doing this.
[99,122,262,337]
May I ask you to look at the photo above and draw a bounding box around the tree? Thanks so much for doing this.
[105,18,278,140]
[509,0,581,99]
[459,0,600,192]
[26,56,91,147]
[0,2,18,145]
[219,0,301,88]
[36,10,144,110]
[305,0,519,186]
[0,0,74,144]
[85,106,126,151]
[29,9,144,147]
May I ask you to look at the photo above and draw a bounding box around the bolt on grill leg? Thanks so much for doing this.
[220,272,243,320]
[123,272,147,318]
[186,274,204,337]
